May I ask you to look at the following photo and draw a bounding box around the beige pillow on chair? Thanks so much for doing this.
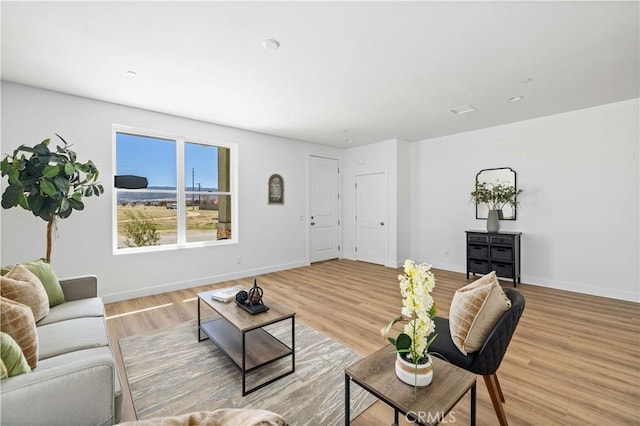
[449,271,512,355]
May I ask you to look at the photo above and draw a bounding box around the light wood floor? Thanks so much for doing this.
[105,259,640,425]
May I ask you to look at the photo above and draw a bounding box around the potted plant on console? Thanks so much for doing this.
[470,181,522,233]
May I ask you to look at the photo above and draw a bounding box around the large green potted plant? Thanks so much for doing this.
[1,135,103,263]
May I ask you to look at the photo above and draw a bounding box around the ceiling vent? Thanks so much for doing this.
[450,104,475,115]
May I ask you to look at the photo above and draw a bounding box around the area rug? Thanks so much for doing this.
[120,319,377,425]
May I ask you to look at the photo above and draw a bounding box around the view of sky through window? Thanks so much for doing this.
[116,134,219,190]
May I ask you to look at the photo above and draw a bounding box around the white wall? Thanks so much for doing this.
[342,140,393,265]
[342,138,410,267]
[0,82,341,302]
[396,139,411,264]
[410,99,639,302]
[3,83,637,303]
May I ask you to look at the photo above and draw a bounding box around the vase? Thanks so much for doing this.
[395,353,433,387]
[487,209,500,233]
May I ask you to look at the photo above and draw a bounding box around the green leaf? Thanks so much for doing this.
[27,193,43,213]
[17,192,29,209]
[54,176,71,193]
[64,162,75,176]
[0,157,9,173]
[426,333,438,349]
[381,315,405,338]
[84,186,93,197]
[39,179,56,196]
[71,191,82,201]
[42,165,60,178]
[8,169,21,185]
[396,333,412,351]
[59,198,70,212]
[33,142,51,156]
[16,145,34,153]
[58,207,73,219]
[1,184,23,208]
[68,198,84,210]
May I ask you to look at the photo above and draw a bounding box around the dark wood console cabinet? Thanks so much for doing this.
[466,230,521,286]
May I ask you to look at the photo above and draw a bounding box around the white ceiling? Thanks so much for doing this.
[2,1,638,147]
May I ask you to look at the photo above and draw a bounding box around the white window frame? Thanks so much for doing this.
[112,124,238,254]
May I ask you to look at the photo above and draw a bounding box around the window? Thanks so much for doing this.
[113,127,236,251]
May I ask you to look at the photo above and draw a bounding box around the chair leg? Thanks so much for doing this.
[483,374,508,426]
[494,373,506,402]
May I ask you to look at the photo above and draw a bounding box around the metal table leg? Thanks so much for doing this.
[344,374,350,425]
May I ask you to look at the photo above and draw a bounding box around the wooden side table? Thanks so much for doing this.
[345,346,476,425]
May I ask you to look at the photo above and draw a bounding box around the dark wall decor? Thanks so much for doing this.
[268,174,284,204]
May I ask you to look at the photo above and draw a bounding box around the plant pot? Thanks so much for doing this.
[395,353,433,387]
[487,210,500,233]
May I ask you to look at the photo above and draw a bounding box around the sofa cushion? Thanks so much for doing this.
[0,331,31,378]
[0,296,38,369]
[1,259,65,307]
[36,346,121,398]
[449,272,512,355]
[37,297,105,326]
[1,264,50,322]
[37,317,109,360]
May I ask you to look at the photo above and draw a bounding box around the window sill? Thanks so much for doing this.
[113,238,237,255]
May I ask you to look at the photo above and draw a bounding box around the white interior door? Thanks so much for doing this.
[309,156,340,262]
[356,172,387,265]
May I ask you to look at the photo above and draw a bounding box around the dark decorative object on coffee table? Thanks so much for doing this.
[235,278,269,314]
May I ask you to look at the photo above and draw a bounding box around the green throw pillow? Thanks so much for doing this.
[0,332,31,379]
[1,259,65,307]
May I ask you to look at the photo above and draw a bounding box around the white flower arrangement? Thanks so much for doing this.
[382,260,437,364]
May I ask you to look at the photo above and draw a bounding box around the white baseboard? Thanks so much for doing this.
[520,274,640,303]
[102,259,639,304]
[101,260,310,303]
[430,261,639,303]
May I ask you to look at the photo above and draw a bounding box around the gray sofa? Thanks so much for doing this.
[1,275,122,426]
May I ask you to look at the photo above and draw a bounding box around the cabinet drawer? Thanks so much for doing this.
[469,245,488,259]
[490,235,513,245]
[493,263,513,278]
[468,260,490,274]
[468,234,489,243]
[491,246,512,261]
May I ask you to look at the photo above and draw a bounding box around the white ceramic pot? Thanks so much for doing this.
[395,353,433,387]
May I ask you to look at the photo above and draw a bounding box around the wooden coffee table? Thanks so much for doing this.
[197,290,295,396]
[345,345,476,425]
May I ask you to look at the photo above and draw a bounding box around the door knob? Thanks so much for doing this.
[380,222,385,226]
